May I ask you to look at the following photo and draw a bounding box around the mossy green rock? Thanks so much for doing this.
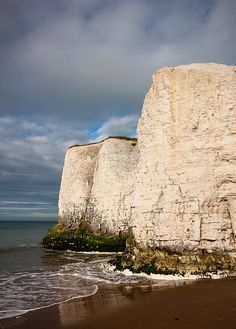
[42,225,126,252]
[110,248,236,276]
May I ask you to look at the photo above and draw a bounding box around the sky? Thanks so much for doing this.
[0,0,235,220]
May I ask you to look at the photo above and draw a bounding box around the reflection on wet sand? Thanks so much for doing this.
[58,279,194,327]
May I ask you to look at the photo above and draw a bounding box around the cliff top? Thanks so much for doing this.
[154,62,236,76]
[68,136,137,149]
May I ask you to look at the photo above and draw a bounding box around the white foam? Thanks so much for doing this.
[104,262,234,281]
[65,250,122,255]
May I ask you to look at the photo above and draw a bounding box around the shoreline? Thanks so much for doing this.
[0,268,228,321]
[0,276,191,318]
[1,276,236,329]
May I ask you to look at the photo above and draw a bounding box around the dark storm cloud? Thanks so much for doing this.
[0,0,235,219]
[1,0,235,123]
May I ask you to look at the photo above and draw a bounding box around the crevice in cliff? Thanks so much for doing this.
[227,208,236,244]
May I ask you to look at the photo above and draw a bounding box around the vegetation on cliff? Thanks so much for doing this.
[68,136,137,149]
[42,225,236,275]
[42,225,126,252]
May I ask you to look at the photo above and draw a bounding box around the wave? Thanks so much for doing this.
[0,285,99,320]
[0,252,146,321]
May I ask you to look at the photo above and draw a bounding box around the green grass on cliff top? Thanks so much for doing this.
[68,136,137,149]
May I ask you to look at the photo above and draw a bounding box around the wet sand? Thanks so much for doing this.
[1,277,236,329]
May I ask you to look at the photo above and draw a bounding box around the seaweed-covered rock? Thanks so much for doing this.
[42,225,126,252]
[110,248,236,276]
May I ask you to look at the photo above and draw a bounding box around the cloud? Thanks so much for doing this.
[94,115,138,141]
[0,116,90,219]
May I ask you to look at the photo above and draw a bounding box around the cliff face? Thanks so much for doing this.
[132,63,236,252]
[58,63,236,252]
[58,142,102,227]
[59,137,138,235]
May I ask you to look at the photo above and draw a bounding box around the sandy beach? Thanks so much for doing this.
[1,276,236,329]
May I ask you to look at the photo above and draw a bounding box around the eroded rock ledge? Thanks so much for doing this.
[43,63,236,274]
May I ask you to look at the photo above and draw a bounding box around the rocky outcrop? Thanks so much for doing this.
[58,63,236,254]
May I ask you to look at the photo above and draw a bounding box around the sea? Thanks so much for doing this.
[0,220,148,320]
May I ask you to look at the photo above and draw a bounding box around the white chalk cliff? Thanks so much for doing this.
[59,63,236,252]
[58,137,138,234]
